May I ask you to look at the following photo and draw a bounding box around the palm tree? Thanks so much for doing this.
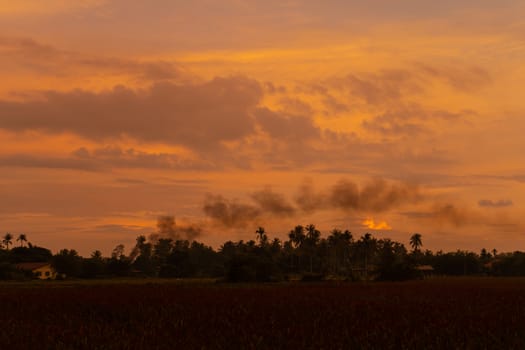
[255,227,268,247]
[288,225,305,248]
[288,225,305,271]
[17,233,27,247]
[305,224,321,273]
[327,229,353,274]
[360,233,374,280]
[3,233,13,250]
[410,233,423,253]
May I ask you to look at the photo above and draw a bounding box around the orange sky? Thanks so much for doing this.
[1,1,524,256]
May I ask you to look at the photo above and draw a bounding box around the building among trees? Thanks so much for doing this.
[16,262,56,280]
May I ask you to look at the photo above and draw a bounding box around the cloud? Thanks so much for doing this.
[254,107,320,141]
[511,175,525,183]
[361,105,471,137]
[0,146,219,172]
[94,224,149,234]
[0,77,262,150]
[478,199,513,208]
[326,69,420,105]
[415,63,492,92]
[0,36,188,83]
[402,203,480,227]
[83,146,217,170]
[311,64,491,120]
[401,205,469,227]
[0,153,103,171]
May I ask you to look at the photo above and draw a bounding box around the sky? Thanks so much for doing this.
[1,0,524,256]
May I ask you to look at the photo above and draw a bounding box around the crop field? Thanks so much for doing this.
[2,278,525,349]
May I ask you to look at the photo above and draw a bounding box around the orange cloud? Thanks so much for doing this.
[362,218,392,231]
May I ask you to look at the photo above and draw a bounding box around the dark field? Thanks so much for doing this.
[2,278,525,349]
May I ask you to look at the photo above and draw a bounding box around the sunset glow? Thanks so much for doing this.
[1,1,524,255]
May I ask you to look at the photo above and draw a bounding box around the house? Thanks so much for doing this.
[16,262,57,280]
[416,264,435,278]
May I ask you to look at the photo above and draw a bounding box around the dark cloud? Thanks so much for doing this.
[254,107,320,141]
[0,77,262,150]
[478,199,513,208]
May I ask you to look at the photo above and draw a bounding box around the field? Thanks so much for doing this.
[2,278,525,349]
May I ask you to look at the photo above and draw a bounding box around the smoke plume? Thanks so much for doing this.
[203,194,261,227]
[203,178,421,228]
[251,187,296,216]
[148,215,202,242]
[297,178,421,212]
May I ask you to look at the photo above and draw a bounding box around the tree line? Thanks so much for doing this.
[1,226,525,281]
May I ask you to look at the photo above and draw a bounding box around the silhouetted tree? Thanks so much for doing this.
[288,225,306,272]
[327,229,353,275]
[486,252,525,276]
[81,250,106,278]
[52,249,83,277]
[255,227,268,247]
[305,224,321,273]
[16,234,27,248]
[357,233,376,280]
[154,238,173,266]
[10,246,52,263]
[108,244,131,276]
[2,233,13,251]
[410,233,423,253]
[376,239,417,281]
